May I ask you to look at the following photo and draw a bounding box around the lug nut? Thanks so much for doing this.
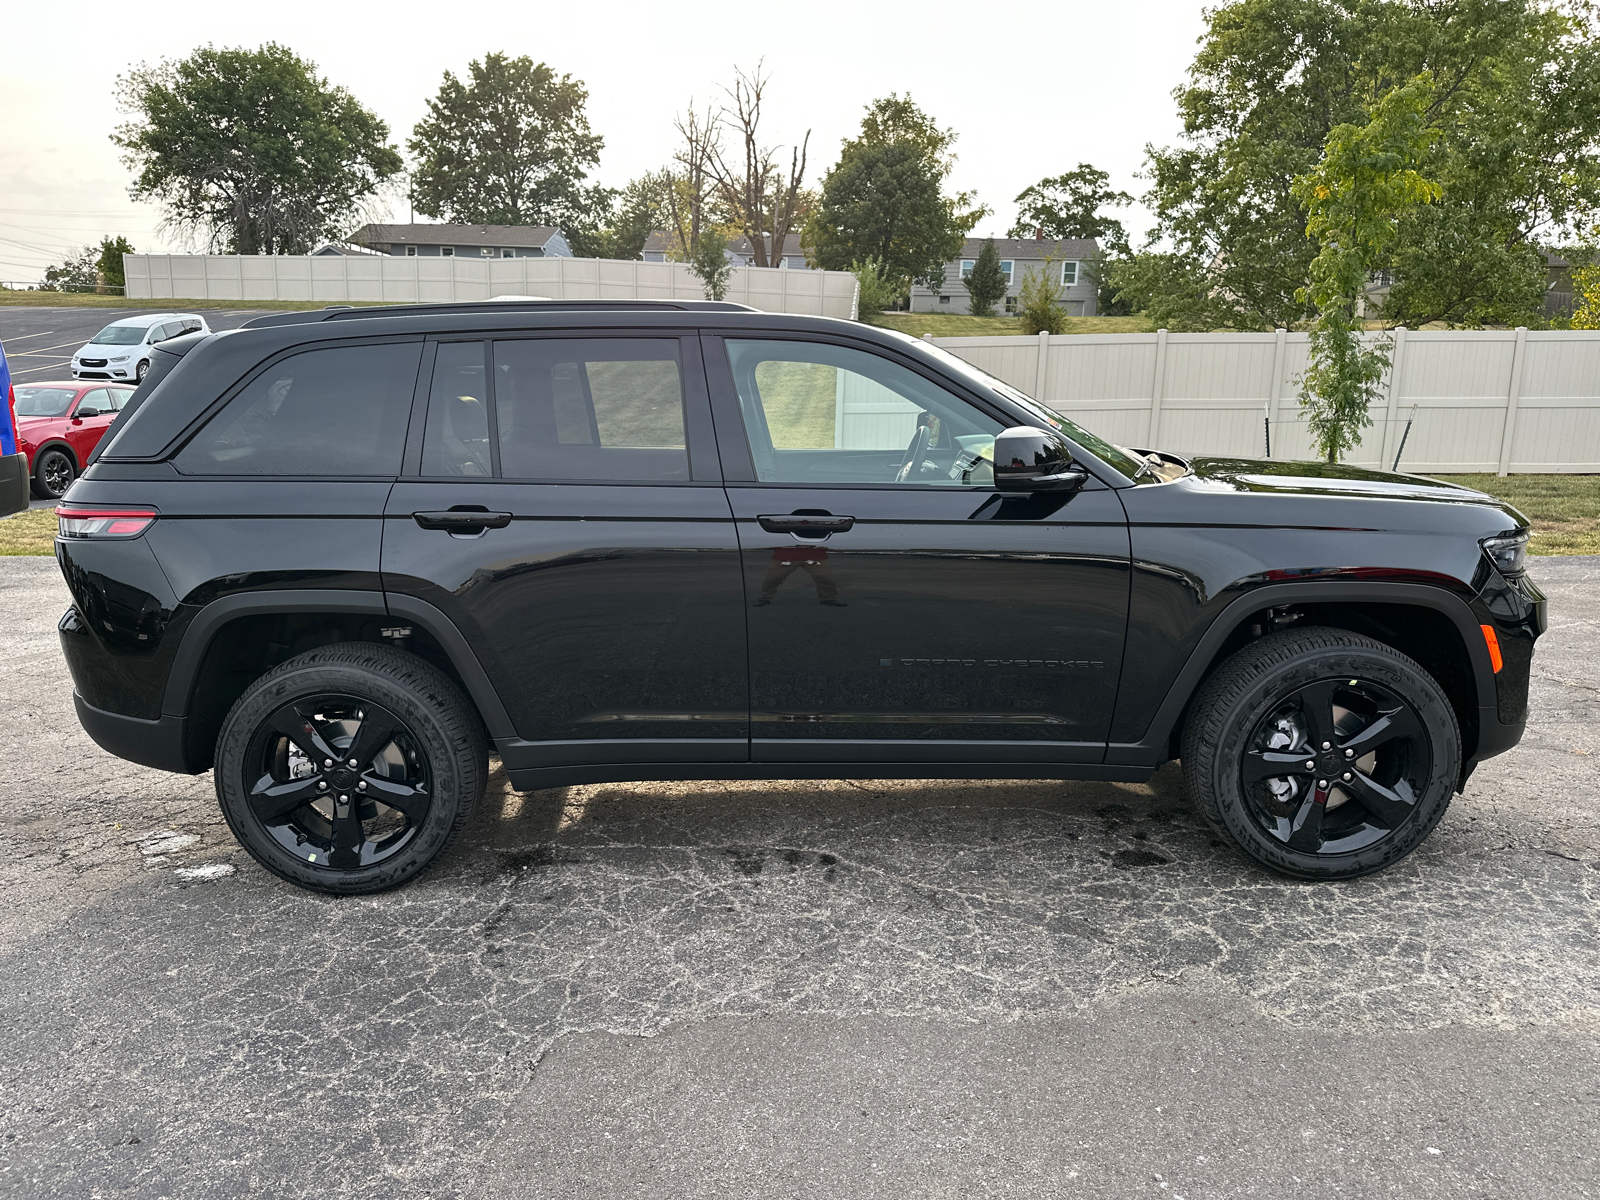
[324,759,333,767]
[1305,760,1316,770]
[1345,748,1354,758]
[1317,779,1327,788]
[347,758,358,768]
[1342,772,1352,781]
[357,781,367,790]
[1321,741,1331,750]
[339,795,349,803]
[317,781,327,791]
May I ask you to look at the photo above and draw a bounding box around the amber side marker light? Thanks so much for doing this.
[1480,624,1503,673]
[55,507,157,539]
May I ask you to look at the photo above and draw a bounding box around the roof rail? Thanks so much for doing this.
[243,298,759,329]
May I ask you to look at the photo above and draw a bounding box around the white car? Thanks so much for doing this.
[72,313,211,384]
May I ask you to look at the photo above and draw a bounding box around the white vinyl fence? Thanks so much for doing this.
[929,328,1600,474]
[124,254,860,320]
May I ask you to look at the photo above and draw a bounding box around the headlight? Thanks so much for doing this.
[110,355,129,363]
[1481,530,1528,576]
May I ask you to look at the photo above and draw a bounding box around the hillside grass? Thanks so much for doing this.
[1430,473,1600,556]
[866,312,1154,338]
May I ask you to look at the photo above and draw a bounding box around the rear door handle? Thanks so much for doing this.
[757,514,855,534]
[412,510,512,531]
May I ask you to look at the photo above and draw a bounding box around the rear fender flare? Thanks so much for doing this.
[161,588,515,740]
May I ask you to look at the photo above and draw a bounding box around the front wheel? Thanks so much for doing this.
[1181,627,1460,880]
[215,642,487,894]
[135,359,149,383]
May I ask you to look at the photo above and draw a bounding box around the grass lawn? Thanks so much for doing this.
[867,312,1154,338]
[1430,474,1599,556]
[0,508,56,555]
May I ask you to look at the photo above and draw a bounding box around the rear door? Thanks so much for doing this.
[703,333,1131,766]
[382,331,747,770]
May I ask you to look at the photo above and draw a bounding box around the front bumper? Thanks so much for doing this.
[1466,565,1546,765]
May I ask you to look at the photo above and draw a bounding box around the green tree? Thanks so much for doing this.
[688,228,734,300]
[114,44,401,254]
[964,238,1008,316]
[1141,0,1600,330]
[1007,164,1133,250]
[1293,78,1441,461]
[803,95,985,288]
[41,247,99,293]
[409,53,604,235]
[567,172,668,259]
[96,236,135,289]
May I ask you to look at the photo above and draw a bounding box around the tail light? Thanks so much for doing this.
[56,506,157,539]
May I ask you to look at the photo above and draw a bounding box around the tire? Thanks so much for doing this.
[32,447,74,499]
[1181,626,1460,881]
[214,642,488,895]
[135,359,149,383]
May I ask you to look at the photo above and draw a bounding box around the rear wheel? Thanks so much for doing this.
[1181,627,1459,880]
[32,447,74,499]
[215,642,487,894]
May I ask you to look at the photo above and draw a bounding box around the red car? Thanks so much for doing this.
[14,381,135,499]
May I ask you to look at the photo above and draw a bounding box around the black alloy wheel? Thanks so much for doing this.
[33,448,74,499]
[1182,627,1459,880]
[215,643,487,894]
[244,694,432,871]
[1238,677,1430,856]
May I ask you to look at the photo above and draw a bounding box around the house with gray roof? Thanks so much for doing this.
[352,224,572,259]
[641,230,813,270]
[910,236,1100,315]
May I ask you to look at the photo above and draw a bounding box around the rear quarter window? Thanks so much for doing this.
[176,342,421,476]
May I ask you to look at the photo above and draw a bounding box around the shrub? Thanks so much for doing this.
[850,256,909,320]
[688,229,734,301]
[1016,260,1068,334]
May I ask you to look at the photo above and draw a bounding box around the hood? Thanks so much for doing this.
[1185,456,1530,529]
[75,342,139,356]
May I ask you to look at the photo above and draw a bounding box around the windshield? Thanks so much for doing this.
[90,323,149,346]
[906,334,1150,481]
[14,387,78,417]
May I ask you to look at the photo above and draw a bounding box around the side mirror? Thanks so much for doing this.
[992,425,1088,492]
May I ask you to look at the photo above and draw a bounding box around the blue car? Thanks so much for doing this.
[1,339,31,515]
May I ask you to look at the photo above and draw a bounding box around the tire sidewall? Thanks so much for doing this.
[1206,643,1459,880]
[216,658,474,894]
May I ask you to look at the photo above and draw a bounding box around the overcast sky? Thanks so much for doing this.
[0,0,1211,278]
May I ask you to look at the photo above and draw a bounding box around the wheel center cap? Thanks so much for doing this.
[328,767,358,790]
[1320,751,1343,775]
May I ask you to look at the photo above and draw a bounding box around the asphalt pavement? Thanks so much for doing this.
[0,304,266,385]
[0,554,1596,1199]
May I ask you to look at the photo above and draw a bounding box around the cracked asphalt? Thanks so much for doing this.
[1,554,1596,1198]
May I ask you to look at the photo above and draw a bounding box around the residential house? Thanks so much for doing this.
[351,223,572,259]
[909,236,1100,315]
[641,230,813,269]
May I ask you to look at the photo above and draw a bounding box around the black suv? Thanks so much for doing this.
[55,301,1545,893]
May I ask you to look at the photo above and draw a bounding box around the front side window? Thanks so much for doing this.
[723,339,1003,487]
[177,342,421,476]
[77,389,111,416]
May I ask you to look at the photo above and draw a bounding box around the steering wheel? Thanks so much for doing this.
[894,424,932,484]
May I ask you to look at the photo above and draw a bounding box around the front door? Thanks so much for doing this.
[382,333,748,770]
[704,334,1131,765]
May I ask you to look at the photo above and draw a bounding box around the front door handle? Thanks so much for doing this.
[413,510,512,531]
[757,513,855,535]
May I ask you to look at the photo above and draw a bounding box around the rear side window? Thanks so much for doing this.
[419,337,688,482]
[176,342,421,476]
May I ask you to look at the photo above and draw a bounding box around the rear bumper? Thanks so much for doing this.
[73,692,198,774]
[0,452,28,515]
